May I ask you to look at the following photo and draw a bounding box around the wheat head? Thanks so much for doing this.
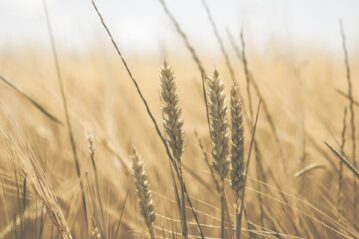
[230,83,245,200]
[208,70,230,180]
[130,149,156,238]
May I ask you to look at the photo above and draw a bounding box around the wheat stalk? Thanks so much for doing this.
[43,0,88,220]
[229,83,245,239]
[336,89,359,108]
[207,70,230,239]
[131,149,156,239]
[338,107,348,215]
[160,61,188,238]
[86,135,105,238]
[237,101,261,239]
[227,29,285,170]
[339,21,357,221]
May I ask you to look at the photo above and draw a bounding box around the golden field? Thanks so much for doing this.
[0,39,358,238]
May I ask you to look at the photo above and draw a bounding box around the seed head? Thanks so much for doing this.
[230,83,245,199]
[160,61,185,164]
[131,149,156,229]
[208,70,230,180]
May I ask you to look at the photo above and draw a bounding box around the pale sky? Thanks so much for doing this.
[0,0,358,55]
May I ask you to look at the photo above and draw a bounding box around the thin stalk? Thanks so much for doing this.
[324,142,359,178]
[157,0,210,135]
[336,89,359,108]
[87,136,105,235]
[339,21,356,221]
[220,181,225,239]
[114,189,130,238]
[237,101,261,239]
[43,0,87,220]
[179,169,188,239]
[0,74,62,125]
[227,29,285,170]
[201,0,236,82]
[239,30,266,228]
[338,107,347,216]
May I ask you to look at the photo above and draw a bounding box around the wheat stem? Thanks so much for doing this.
[339,21,357,221]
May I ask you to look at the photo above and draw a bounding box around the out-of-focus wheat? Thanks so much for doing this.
[7,135,72,239]
[131,149,156,239]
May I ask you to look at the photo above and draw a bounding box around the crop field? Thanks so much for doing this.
[0,1,358,238]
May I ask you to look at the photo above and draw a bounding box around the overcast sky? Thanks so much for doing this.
[0,0,358,55]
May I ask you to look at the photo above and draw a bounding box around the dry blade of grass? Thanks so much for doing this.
[324,142,359,178]
[0,74,62,125]
[294,164,327,177]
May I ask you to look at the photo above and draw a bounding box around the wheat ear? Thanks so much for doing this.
[160,61,185,165]
[131,149,156,239]
[230,83,245,200]
[230,83,245,239]
[160,61,188,238]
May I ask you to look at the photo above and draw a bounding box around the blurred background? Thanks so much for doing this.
[1,0,359,55]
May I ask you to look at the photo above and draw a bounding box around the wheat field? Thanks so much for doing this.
[0,1,358,239]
